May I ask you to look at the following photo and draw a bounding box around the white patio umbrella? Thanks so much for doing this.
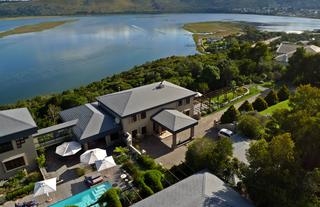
[80,148,107,165]
[33,178,57,198]
[55,141,82,157]
[95,156,116,172]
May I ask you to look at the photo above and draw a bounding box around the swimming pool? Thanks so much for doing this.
[49,182,112,207]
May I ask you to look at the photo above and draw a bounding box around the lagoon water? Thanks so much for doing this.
[1,13,320,104]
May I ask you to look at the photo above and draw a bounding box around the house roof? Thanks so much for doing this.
[0,108,37,142]
[132,172,254,207]
[304,45,320,54]
[96,81,196,118]
[59,103,120,143]
[152,109,198,133]
[276,43,299,54]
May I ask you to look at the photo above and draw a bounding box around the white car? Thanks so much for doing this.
[218,128,234,138]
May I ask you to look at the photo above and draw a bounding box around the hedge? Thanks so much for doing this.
[6,183,35,201]
[278,85,290,101]
[137,155,158,170]
[143,170,164,193]
[135,177,154,198]
[264,90,279,106]
[220,105,240,124]
[238,100,254,112]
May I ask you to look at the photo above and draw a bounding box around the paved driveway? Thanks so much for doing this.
[151,92,262,169]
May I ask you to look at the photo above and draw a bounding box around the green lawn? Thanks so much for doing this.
[260,100,290,115]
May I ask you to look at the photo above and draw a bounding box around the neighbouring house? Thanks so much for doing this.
[0,108,38,179]
[132,171,254,207]
[275,42,320,64]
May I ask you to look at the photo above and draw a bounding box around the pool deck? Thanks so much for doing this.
[3,166,122,207]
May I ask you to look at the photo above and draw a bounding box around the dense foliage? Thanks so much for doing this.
[238,100,254,112]
[98,188,122,207]
[237,114,264,139]
[264,89,279,106]
[242,85,320,207]
[277,85,290,101]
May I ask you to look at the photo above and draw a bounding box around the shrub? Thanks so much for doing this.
[25,172,42,183]
[137,155,158,170]
[98,188,122,207]
[36,154,46,168]
[143,170,164,193]
[252,97,268,111]
[264,90,279,106]
[237,115,264,139]
[75,167,85,177]
[278,85,290,101]
[238,100,254,112]
[220,105,240,124]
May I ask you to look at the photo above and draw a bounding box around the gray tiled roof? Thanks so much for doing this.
[132,172,254,207]
[152,109,197,133]
[96,81,196,117]
[59,103,119,142]
[276,43,299,54]
[0,108,37,139]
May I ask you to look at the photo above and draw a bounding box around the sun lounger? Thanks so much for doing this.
[84,175,103,186]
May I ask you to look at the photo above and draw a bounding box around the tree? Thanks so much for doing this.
[238,100,254,112]
[200,64,220,90]
[264,90,279,106]
[143,170,164,193]
[277,85,290,101]
[220,105,240,124]
[185,137,233,180]
[60,94,87,110]
[252,97,268,112]
[237,115,264,139]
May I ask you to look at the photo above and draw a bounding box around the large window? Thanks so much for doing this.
[141,126,147,135]
[0,141,13,154]
[3,156,26,171]
[178,100,183,106]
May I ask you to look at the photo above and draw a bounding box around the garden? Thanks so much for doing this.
[0,170,42,203]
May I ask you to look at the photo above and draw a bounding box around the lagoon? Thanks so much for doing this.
[1,13,320,104]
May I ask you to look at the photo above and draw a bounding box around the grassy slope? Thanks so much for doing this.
[260,100,290,115]
[0,20,75,38]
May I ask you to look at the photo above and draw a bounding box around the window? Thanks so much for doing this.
[3,157,26,171]
[141,126,147,135]
[0,141,13,154]
[141,111,146,119]
[186,97,191,104]
[184,110,190,116]
[131,114,137,122]
[16,138,26,148]
[178,100,183,106]
[132,130,138,138]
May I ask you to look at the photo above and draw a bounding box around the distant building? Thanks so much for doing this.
[0,108,38,179]
[275,42,320,64]
[132,171,254,207]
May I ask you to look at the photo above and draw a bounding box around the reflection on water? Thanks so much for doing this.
[1,13,320,104]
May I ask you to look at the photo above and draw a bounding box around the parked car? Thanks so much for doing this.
[218,128,234,138]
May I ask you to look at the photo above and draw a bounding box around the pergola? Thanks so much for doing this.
[152,109,198,149]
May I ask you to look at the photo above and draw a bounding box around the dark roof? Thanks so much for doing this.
[33,120,78,137]
[59,103,120,143]
[0,108,37,142]
[96,81,196,118]
[152,109,198,133]
[132,172,254,207]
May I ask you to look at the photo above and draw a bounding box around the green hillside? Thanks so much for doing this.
[1,0,320,17]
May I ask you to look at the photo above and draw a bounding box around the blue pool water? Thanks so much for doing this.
[49,182,112,207]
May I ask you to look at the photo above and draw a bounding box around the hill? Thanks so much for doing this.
[1,0,320,17]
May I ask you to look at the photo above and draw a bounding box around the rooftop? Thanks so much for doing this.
[0,108,37,142]
[132,172,254,207]
[59,103,120,143]
[96,81,196,118]
[152,109,198,133]
[276,43,299,54]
